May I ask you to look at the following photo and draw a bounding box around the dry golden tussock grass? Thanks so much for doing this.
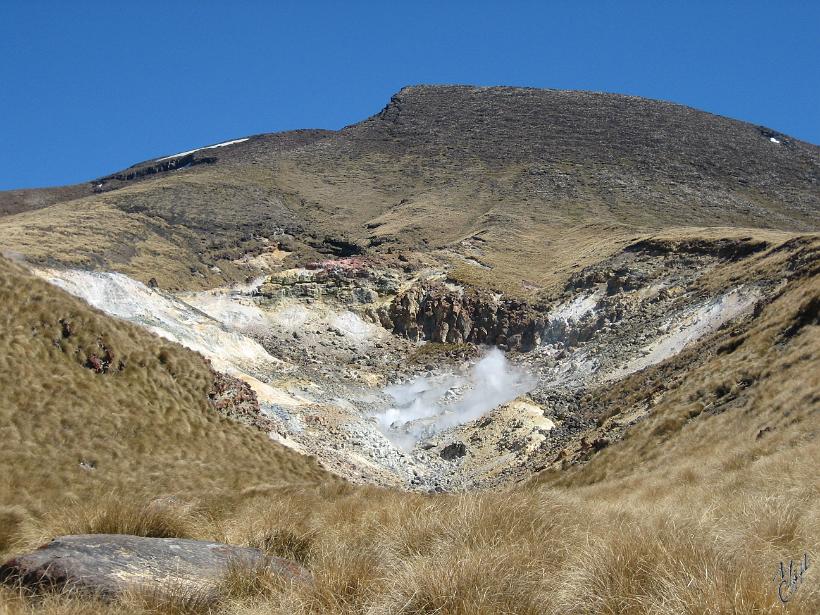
[7,473,814,614]
[20,494,204,545]
[0,236,817,613]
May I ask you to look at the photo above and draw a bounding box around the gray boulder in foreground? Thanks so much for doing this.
[0,534,312,598]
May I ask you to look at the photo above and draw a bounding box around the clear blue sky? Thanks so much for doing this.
[1,1,818,190]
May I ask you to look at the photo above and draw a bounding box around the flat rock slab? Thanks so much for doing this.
[0,534,311,598]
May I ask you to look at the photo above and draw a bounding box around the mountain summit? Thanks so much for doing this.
[1,86,817,292]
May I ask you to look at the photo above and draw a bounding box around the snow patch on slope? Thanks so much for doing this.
[157,138,249,161]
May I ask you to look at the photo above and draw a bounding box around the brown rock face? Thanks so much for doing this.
[0,534,311,599]
[208,371,267,429]
[382,283,545,351]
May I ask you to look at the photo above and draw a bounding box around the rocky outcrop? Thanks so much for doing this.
[381,236,768,352]
[624,237,770,261]
[440,442,467,461]
[99,153,216,184]
[208,371,268,430]
[380,283,545,351]
[257,259,400,304]
[0,534,311,599]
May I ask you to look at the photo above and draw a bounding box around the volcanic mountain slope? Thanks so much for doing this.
[1,86,817,293]
[0,87,818,613]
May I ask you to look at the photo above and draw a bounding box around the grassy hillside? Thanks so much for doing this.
[0,255,334,559]
[0,185,89,218]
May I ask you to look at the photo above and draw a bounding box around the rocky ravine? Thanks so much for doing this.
[36,232,810,491]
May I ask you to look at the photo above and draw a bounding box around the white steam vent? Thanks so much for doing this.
[374,348,535,448]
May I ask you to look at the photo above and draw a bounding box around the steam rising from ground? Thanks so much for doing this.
[374,348,535,448]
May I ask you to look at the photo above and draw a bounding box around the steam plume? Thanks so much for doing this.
[374,348,534,447]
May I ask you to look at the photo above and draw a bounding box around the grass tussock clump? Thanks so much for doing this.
[0,508,27,557]
[22,494,204,546]
[0,584,220,615]
[118,584,219,615]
